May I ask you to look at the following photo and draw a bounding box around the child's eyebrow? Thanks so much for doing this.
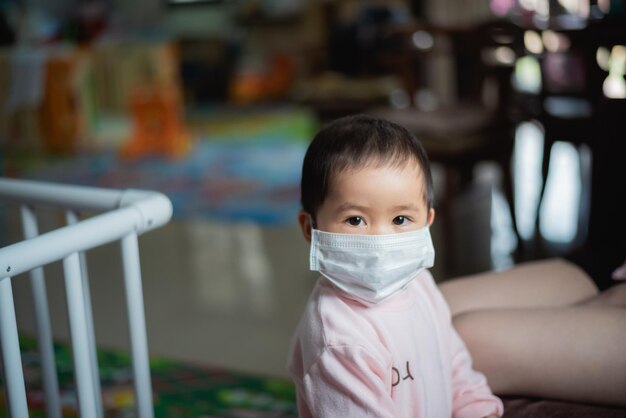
[335,203,420,212]
[391,204,420,212]
[336,202,368,212]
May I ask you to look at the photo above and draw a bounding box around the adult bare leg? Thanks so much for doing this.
[439,258,598,316]
[577,282,626,308]
[454,306,626,406]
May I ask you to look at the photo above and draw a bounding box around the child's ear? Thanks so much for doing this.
[427,208,435,226]
[298,210,313,243]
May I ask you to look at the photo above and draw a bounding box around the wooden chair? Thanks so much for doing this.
[370,20,525,273]
[510,19,625,266]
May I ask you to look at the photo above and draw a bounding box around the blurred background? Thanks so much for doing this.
[1,0,625,416]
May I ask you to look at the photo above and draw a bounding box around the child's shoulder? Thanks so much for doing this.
[413,269,452,319]
[296,278,381,346]
[289,278,391,373]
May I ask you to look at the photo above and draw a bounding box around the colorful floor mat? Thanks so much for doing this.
[0,337,298,418]
[19,141,307,225]
[5,107,317,226]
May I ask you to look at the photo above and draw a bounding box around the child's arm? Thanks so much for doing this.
[450,327,503,418]
[295,345,398,417]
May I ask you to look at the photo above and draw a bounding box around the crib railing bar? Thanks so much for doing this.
[0,277,29,418]
[1,207,134,282]
[21,204,62,418]
[0,179,172,417]
[0,178,171,219]
[63,252,98,418]
[66,210,103,418]
[121,233,154,418]
[0,178,124,212]
[1,191,172,282]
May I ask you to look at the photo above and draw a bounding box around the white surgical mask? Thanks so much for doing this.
[310,226,435,304]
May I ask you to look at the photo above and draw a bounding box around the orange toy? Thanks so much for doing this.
[121,85,191,159]
[121,42,192,159]
[229,52,295,104]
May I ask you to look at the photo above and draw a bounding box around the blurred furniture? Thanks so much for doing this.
[586,19,626,289]
[293,73,402,122]
[178,37,240,105]
[511,18,626,286]
[370,20,524,274]
[375,19,523,191]
[300,3,525,223]
[510,22,602,257]
[293,2,415,121]
[583,22,624,287]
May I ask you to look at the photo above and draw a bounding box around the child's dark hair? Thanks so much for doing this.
[301,114,434,218]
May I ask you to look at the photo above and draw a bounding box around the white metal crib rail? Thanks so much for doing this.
[0,178,173,418]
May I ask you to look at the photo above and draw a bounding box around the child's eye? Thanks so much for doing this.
[392,216,410,226]
[346,216,364,226]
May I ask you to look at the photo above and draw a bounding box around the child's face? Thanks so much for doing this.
[299,162,435,241]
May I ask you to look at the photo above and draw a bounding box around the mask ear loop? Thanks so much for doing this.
[309,214,318,231]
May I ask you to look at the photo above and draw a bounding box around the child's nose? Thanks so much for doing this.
[368,224,394,235]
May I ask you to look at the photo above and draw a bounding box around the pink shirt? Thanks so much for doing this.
[287,270,503,418]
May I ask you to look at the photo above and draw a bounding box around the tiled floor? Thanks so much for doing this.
[8,218,312,379]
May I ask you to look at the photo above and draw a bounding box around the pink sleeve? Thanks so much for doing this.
[297,345,398,418]
[450,328,504,418]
